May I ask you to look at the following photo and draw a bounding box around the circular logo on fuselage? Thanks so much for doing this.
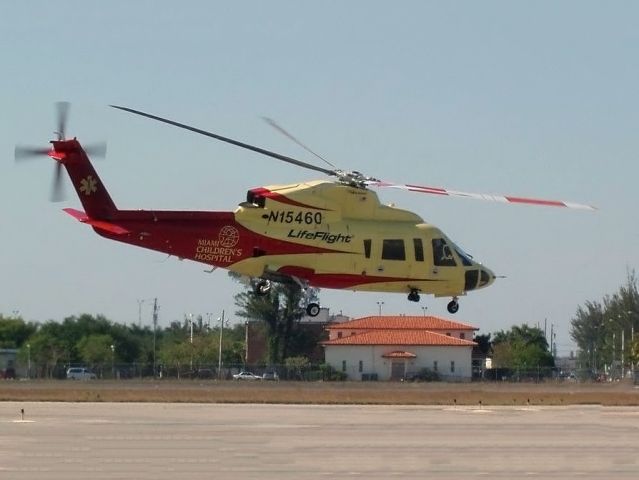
[219,225,240,248]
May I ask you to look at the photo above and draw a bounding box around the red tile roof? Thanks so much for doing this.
[382,351,417,359]
[326,315,477,331]
[322,330,477,347]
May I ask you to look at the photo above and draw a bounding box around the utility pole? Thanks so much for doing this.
[152,298,158,377]
[218,310,225,380]
[245,321,249,366]
[544,318,547,343]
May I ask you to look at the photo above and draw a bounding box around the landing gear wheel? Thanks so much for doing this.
[306,303,320,317]
[407,289,420,302]
[447,298,459,314]
[254,279,271,296]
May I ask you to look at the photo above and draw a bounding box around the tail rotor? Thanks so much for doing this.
[15,102,107,202]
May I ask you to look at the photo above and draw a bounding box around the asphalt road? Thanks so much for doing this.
[2,402,638,479]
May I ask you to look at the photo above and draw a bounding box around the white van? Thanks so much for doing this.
[66,367,97,380]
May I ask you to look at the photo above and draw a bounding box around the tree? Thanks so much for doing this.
[570,271,639,372]
[77,334,114,369]
[0,316,37,348]
[234,277,319,364]
[492,324,554,370]
[473,333,492,356]
[284,356,310,380]
[26,323,68,378]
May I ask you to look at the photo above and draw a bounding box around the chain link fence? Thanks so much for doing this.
[13,362,636,383]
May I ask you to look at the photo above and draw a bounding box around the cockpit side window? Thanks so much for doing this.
[432,238,456,266]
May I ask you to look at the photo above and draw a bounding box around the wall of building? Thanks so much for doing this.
[324,345,473,381]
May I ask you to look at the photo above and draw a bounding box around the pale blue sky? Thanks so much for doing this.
[2,1,638,355]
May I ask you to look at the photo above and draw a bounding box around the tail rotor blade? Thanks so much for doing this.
[50,163,65,202]
[55,101,70,140]
[15,145,50,161]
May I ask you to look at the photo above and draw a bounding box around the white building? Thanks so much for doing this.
[322,316,477,381]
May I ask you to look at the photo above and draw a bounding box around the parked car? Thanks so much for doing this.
[66,367,97,380]
[196,368,214,379]
[232,371,261,381]
[262,371,279,381]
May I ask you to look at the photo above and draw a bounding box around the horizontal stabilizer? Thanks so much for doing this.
[63,208,129,235]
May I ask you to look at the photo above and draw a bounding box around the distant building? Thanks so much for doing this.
[0,349,18,379]
[322,316,477,381]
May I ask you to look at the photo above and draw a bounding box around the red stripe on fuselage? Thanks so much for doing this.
[276,266,441,289]
[90,210,350,269]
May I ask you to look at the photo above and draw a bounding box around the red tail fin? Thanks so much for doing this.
[50,139,117,219]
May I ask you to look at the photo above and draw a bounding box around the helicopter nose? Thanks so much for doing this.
[478,266,495,288]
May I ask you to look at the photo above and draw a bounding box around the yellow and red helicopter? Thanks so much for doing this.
[15,103,595,316]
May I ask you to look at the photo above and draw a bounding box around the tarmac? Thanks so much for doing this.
[1,402,638,479]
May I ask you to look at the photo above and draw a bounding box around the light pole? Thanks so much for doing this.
[152,298,159,378]
[26,343,31,379]
[612,331,616,378]
[137,299,145,327]
[188,313,194,371]
[376,301,384,316]
[110,344,115,378]
[619,311,633,378]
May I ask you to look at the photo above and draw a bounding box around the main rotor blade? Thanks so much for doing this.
[110,105,336,177]
[84,142,108,158]
[262,117,338,169]
[368,180,596,211]
[15,146,51,161]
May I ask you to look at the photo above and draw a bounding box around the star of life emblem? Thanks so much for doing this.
[79,175,98,196]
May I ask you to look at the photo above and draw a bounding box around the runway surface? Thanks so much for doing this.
[1,402,638,479]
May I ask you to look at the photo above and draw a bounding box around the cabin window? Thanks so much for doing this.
[460,332,465,340]
[382,239,405,261]
[413,238,424,261]
[363,239,371,259]
[432,238,456,266]
[433,361,438,372]
[337,331,343,339]
[358,360,363,373]
[342,361,347,372]
[450,361,455,373]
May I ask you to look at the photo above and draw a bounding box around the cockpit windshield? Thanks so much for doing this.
[454,245,474,267]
